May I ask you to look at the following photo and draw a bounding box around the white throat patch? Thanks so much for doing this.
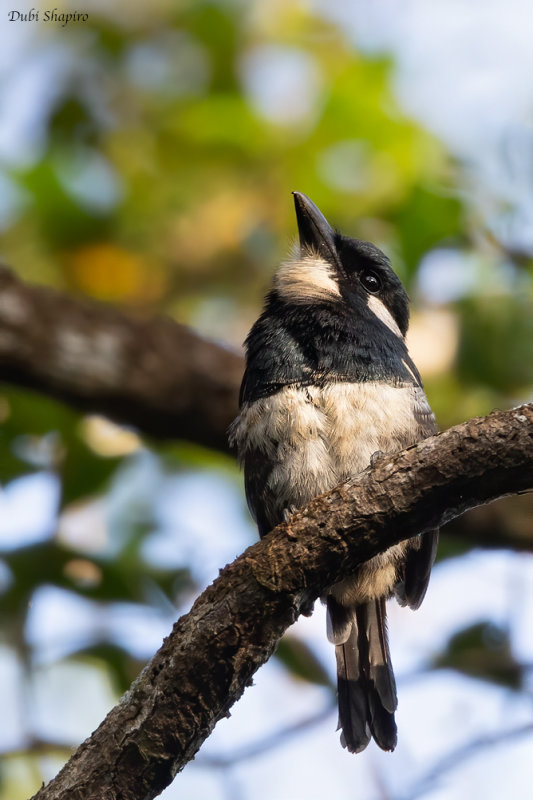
[367,295,403,338]
[275,254,341,304]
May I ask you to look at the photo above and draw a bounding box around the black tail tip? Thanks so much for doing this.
[339,720,397,754]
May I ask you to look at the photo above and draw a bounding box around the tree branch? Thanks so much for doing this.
[0,266,242,452]
[30,405,533,800]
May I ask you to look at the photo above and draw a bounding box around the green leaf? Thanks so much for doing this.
[17,160,113,248]
[392,183,464,277]
[1,537,192,617]
[433,621,524,689]
[275,633,333,688]
[458,295,533,392]
[0,388,124,505]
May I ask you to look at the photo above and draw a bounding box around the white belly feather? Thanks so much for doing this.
[231,381,429,603]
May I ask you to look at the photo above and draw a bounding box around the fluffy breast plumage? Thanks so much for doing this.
[230,379,436,603]
[230,380,433,525]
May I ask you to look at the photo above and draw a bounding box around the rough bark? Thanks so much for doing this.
[30,404,533,800]
[0,266,242,453]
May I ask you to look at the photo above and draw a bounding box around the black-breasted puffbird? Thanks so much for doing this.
[230,192,438,753]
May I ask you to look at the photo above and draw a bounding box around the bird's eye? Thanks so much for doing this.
[360,270,381,294]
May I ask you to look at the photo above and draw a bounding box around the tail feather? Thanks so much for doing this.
[335,620,371,754]
[326,595,353,645]
[363,598,397,714]
[332,598,398,753]
[367,687,398,752]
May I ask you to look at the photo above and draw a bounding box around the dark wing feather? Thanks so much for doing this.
[398,384,439,609]
[401,529,439,609]
[243,448,279,537]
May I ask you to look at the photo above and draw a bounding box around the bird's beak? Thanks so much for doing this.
[293,192,340,267]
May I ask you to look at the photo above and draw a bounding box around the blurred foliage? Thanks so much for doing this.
[458,296,533,393]
[433,621,525,690]
[0,1,532,796]
[275,634,333,689]
[0,388,121,499]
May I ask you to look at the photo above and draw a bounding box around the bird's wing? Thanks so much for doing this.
[397,384,439,609]
[243,447,280,538]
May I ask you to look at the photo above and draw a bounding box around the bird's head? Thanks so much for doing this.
[273,192,409,338]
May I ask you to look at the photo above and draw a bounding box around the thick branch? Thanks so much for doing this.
[0,266,242,452]
[31,405,533,800]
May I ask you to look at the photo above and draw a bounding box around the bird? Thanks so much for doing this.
[229,192,438,753]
